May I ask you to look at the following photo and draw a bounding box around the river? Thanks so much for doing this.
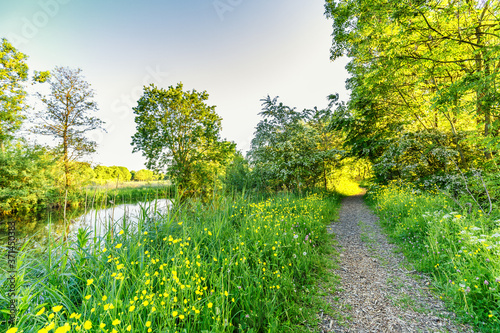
[0,198,172,246]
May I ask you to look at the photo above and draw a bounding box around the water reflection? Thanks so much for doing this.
[66,199,172,239]
[0,199,172,246]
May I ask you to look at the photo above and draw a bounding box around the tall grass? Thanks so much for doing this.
[73,184,176,209]
[367,183,500,332]
[1,191,340,332]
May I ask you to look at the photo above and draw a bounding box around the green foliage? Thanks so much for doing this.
[223,151,252,192]
[1,192,341,332]
[367,184,500,331]
[249,96,344,192]
[33,66,105,188]
[131,83,235,197]
[93,165,132,183]
[71,162,95,188]
[325,0,500,183]
[32,70,51,83]
[93,165,114,182]
[0,38,28,150]
[133,169,157,182]
[0,143,56,215]
[113,166,132,182]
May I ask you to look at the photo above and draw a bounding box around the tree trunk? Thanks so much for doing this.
[323,160,327,191]
[475,24,492,160]
[63,129,70,189]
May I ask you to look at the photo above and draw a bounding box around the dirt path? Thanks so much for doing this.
[318,194,474,333]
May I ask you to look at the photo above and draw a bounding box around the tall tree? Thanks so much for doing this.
[249,96,342,191]
[0,38,28,153]
[131,83,235,196]
[34,67,104,189]
[325,0,500,181]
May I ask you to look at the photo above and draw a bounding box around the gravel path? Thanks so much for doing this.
[318,194,475,333]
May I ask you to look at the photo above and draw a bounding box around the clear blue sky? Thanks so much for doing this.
[1,0,349,171]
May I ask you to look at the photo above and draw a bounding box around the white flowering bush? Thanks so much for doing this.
[368,183,500,327]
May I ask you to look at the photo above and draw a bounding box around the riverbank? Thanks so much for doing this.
[2,191,341,332]
[0,184,175,245]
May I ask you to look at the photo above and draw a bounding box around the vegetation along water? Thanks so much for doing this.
[3,0,500,331]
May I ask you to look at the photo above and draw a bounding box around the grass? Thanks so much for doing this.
[73,184,176,209]
[87,180,171,190]
[366,182,500,332]
[1,190,341,333]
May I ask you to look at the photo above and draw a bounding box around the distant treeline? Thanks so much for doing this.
[85,164,165,183]
[0,145,167,216]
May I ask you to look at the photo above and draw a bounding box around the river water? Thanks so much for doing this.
[0,199,172,246]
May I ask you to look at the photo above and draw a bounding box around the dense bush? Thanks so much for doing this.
[223,152,252,193]
[0,144,56,215]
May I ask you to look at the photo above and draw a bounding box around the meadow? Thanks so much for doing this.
[2,191,341,333]
[367,183,500,332]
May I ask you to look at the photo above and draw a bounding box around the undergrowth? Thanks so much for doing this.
[367,183,500,332]
[1,191,341,333]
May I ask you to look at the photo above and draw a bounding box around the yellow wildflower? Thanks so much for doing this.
[54,324,70,333]
[52,305,63,312]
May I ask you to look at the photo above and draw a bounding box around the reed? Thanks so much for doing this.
[2,190,341,332]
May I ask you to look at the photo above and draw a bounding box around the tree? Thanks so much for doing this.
[94,165,113,182]
[0,143,57,215]
[223,151,252,192]
[249,96,343,191]
[324,0,500,182]
[71,162,95,188]
[134,169,155,182]
[131,83,235,196]
[0,38,28,153]
[111,166,132,182]
[33,67,104,189]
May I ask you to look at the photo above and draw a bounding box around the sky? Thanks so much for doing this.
[1,0,350,171]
